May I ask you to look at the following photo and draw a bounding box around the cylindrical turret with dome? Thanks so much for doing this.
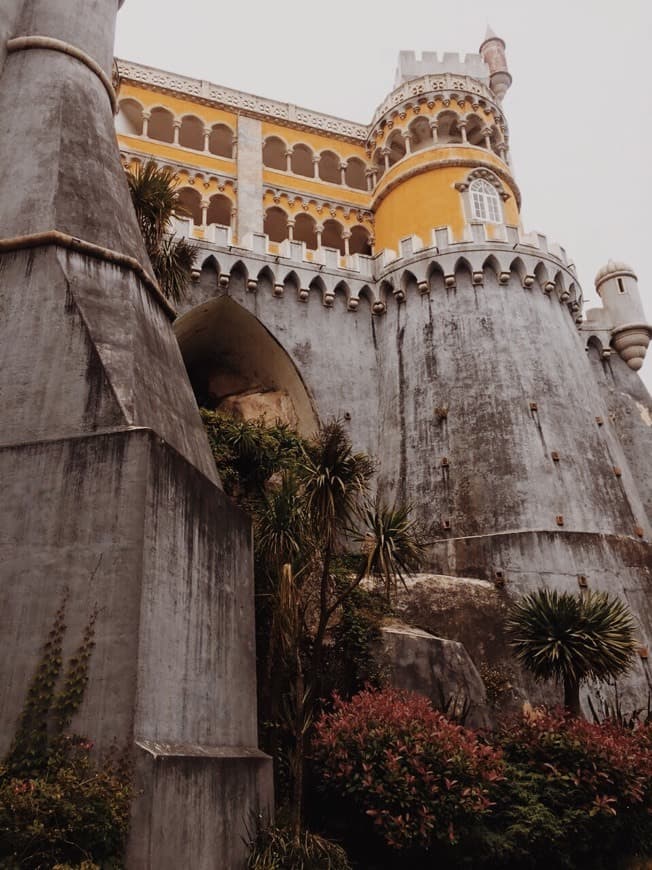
[588,260,652,371]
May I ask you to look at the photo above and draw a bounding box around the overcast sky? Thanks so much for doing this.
[115,0,652,391]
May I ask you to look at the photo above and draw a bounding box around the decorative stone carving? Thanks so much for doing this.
[455,167,510,201]
[116,61,369,141]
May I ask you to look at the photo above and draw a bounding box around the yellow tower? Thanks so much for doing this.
[370,29,520,252]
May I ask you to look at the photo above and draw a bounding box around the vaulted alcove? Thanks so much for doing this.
[174,296,319,436]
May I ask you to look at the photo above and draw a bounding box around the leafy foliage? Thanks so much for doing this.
[0,740,131,870]
[314,690,652,869]
[486,709,652,868]
[300,420,375,550]
[201,412,425,834]
[201,409,307,502]
[312,688,503,854]
[126,159,197,302]
[246,823,351,870]
[0,594,132,869]
[354,498,427,601]
[506,589,637,713]
[325,588,390,700]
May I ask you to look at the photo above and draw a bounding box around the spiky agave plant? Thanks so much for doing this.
[126,159,197,303]
[356,497,427,602]
[506,589,637,716]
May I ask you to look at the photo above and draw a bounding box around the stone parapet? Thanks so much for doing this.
[179,221,581,316]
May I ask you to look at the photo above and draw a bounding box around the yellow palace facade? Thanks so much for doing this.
[114,29,520,268]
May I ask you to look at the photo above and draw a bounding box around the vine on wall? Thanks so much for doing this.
[0,588,132,869]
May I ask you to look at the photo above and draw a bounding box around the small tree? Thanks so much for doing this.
[200,414,427,832]
[126,159,197,303]
[355,497,427,602]
[506,589,637,716]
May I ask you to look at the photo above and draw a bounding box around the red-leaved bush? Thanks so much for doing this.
[494,708,652,858]
[312,688,504,851]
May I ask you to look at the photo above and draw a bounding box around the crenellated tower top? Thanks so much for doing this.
[394,50,491,88]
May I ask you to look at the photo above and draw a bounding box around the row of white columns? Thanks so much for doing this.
[284,219,357,255]
[139,111,236,157]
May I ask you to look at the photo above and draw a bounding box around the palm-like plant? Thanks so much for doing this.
[300,421,374,664]
[356,498,427,602]
[506,589,638,716]
[301,420,375,550]
[126,159,197,303]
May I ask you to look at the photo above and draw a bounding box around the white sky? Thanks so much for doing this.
[115,0,652,391]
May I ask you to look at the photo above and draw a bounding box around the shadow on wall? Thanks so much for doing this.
[174,295,319,435]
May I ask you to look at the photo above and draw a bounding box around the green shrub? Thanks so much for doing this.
[486,709,652,869]
[200,409,308,501]
[0,736,131,869]
[0,594,132,869]
[246,823,351,869]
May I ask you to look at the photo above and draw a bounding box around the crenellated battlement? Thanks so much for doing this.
[181,220,582,318]
[395,50,490,88]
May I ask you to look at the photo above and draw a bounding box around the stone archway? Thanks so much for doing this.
[174,296,319,436]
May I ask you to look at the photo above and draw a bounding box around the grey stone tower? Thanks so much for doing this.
[0,1,271,866]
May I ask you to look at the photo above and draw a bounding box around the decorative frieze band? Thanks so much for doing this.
[369,72,496,129]
[116,60,369,141]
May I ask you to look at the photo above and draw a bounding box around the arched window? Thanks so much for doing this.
[148,107,175,143]
[349,225,372,256]
[291,144,314,178]
[116,99,143,136]
[470,179,501,223]
[176,187,202,226]
[345,157,366,190]
[322,219,344,255]
[207,194,232,227]
[465,114,486,148]
[294,213,317,250]
[386,130,406,167]
[408,116,432,152]
[263,136,286,170]
[264,207,288,243]
[179,115,204,151]
[209,124,234,159]
[318,150,341,184]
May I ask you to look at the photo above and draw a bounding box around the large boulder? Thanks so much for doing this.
[374,620,492,728]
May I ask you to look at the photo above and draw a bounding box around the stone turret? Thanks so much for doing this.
[594,261,652,370]
[479,25,512,101]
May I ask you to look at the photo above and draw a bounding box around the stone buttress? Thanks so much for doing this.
[0,2,272,866]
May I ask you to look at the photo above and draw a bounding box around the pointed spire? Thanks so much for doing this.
[480,24,506,54]
[485,23,499,41]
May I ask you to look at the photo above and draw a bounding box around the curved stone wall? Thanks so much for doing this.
[374,263,650,542]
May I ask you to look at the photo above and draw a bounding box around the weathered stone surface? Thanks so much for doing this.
[0,2,272,866]
[0,0,22,75]
[375,620,491,728]
[0,430,259,754]
[176,257,652,708]
[0,247,218,484]
[588,347,652,523]
[128,747,273,869]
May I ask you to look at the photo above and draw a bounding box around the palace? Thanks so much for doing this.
[113,32,652,708]
[1,5,651,863]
